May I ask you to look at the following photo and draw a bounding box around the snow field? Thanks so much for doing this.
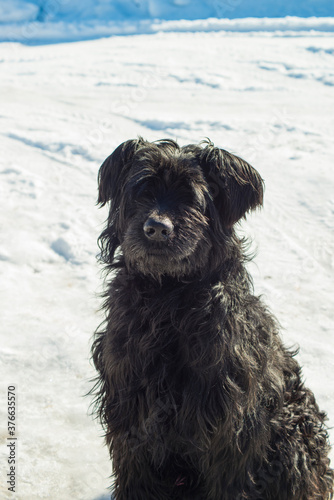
[0,30,333,499]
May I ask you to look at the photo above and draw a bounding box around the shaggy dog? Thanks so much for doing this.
[91,138,333,500]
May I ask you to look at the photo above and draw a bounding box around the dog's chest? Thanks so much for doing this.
[110,280,222,400]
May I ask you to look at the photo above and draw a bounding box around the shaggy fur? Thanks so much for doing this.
[91,138,333,500]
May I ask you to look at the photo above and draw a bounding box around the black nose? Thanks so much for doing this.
[143,217,174,242]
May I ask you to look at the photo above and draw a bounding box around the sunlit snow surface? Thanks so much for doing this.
[0,26,334,500]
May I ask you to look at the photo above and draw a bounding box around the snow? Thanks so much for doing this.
[2,16,334,45]
[0,1,38,24]
[1,0,334,24]
[0,0,333,44]
[0,8,334,500]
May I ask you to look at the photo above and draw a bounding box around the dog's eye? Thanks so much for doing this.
[136,182,151,198]
[130,180,159,208]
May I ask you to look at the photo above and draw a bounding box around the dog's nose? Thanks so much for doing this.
[143,217,174,242]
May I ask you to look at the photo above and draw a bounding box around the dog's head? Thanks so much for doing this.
[98,138,263,279]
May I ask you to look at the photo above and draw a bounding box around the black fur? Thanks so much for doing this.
[91,138,333,500]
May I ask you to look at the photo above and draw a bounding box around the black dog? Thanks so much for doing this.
[91,138,333,500]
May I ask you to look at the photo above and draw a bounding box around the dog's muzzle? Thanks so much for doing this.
[143,216,174,242]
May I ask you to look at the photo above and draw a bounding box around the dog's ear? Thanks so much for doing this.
[98,138,145,207]
[200,144,264,227]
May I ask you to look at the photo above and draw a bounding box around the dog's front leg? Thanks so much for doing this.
[112,452,172,500]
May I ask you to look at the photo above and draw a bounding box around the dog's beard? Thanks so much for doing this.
[121,219,212,280]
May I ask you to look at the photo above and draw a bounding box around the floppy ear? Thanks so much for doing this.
[98,137,146,207]
[200,144,264,227]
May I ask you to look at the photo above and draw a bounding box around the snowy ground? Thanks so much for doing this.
[0,27,334,499]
